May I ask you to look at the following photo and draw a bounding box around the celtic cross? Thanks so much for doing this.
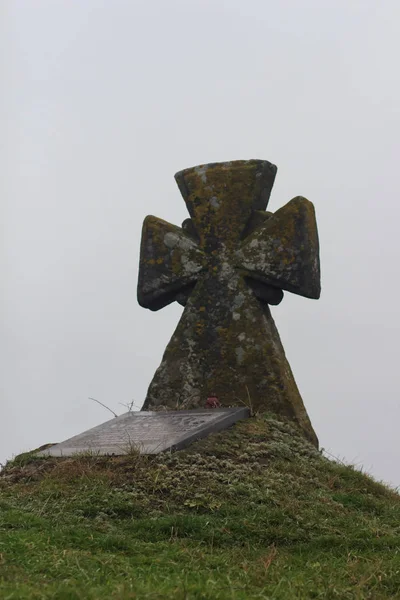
[137,160,320,446]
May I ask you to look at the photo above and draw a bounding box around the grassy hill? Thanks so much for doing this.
[1,414,399,599]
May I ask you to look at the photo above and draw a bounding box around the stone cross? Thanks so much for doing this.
[137,160,320,446]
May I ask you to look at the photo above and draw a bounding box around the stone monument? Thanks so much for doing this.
[138,159,320,446]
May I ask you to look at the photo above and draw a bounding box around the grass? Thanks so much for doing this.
[0,414,399,599]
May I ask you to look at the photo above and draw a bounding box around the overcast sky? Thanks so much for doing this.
[1,0,399,488]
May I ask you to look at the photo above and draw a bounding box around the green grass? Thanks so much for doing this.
[1,414,399,599]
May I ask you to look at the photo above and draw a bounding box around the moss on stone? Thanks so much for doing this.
[138,160,321,447]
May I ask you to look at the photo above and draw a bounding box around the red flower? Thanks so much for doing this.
[205,396,220,409]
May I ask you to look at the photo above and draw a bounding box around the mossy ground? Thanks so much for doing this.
[1,415,399,599]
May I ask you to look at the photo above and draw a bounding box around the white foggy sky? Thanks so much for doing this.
[1,0,399,487]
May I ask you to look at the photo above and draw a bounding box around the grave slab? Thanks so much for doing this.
[38,408,250,457]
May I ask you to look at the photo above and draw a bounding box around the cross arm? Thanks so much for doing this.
[236,197,321,300]
[137,216,205,311]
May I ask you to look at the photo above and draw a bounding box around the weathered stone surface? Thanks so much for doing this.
[38,408,250,456]
[236,198,320,299]
[138,217,205,311]
[137,160,320,447]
